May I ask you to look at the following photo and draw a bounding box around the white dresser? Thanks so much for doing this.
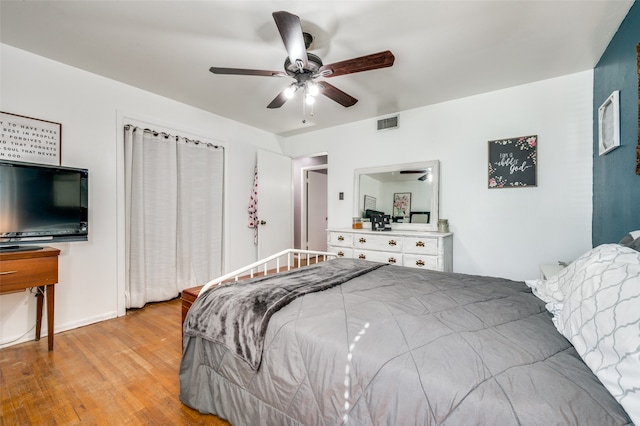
[327,229,453,272]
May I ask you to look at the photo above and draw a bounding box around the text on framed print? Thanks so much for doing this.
[0,111,61,165]
[488,135,537,188]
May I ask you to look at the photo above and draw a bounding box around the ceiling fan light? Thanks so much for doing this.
[284,84,297,99]
[305,93,315,105]
[307,82,319,97]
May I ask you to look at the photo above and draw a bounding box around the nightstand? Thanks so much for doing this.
[539,263,565,280]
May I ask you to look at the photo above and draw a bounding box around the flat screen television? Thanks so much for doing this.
[0,160,88,251]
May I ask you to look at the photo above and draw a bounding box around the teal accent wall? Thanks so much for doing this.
[593,1,640,245]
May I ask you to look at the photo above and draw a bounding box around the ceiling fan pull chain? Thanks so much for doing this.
[302,94,307,124]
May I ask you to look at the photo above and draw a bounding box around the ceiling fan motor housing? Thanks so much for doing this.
[284,53,323,76]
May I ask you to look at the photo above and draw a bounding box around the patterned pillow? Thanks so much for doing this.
[525,245,618,315]
[554,244,640,425]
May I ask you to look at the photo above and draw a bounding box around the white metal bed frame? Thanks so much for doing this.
[198,249,337,296]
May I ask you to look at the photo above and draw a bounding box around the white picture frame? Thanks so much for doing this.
[598,90,620,156]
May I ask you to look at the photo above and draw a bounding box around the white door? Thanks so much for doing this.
[306,169,327,251]
[257,149,293,259]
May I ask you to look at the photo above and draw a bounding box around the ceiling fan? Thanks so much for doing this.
[209,11,395,110]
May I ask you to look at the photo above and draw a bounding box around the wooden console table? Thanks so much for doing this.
[0,247,60,350]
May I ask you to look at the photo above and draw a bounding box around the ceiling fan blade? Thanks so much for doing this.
[267,89,289,109]
[318,82,358,107]
[210,67,286,77]
[319,50,395,78]
[272,11,308,69]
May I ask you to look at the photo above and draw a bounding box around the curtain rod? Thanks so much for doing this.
[124,124,222,149]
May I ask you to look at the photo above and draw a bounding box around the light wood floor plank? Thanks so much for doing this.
[0,298,229,425]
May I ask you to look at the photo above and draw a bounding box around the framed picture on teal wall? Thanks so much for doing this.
[598,90,620,156]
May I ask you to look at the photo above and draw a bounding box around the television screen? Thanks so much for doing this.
[0,160,88,248]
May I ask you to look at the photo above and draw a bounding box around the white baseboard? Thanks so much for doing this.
[0,311,118,348]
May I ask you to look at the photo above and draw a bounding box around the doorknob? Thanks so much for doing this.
[259,220,267,225]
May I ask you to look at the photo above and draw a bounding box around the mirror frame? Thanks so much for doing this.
[353,160,440,231]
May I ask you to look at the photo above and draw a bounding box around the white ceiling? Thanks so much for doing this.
[0,1,633,137]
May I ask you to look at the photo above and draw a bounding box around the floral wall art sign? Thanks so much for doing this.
[488,135,537,188]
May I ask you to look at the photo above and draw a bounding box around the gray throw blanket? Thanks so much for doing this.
[183,258,384,370]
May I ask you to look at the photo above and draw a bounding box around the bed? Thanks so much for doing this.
[180,243,640,425]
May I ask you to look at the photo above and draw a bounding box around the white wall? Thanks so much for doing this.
[0,44,280,347]
[0,42,594,347]
[284,71,594,281]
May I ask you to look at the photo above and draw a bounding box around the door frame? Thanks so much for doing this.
[300,164,328,251]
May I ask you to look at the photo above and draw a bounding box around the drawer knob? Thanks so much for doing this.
[415,260,425,267]
[0,270,18,275]
[337,251,344,257]
[416,241,425,247]
[358,254,367,260]
[358,238,367,244]
[388,239,397,246]
[338,235,345,241]
[388,257,397,264]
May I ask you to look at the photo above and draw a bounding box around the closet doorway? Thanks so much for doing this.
[304,167,328,251]
[294,155,328,252]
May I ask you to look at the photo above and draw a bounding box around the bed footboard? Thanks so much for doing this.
[181,249,337,328]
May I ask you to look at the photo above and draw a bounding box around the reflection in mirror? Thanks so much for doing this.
[354,160,440,231]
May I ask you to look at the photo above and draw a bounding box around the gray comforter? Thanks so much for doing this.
[183,259,384,370]
[180,259,632,425]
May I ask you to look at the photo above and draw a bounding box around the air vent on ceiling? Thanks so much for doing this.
[377,115,399,131]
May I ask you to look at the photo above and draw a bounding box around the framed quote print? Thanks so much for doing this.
[0,111,61,165]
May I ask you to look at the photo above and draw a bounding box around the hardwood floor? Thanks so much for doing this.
[0,298,229,425]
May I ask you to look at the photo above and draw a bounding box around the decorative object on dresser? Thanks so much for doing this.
[488,135,537,188]
[0,112,61,165]
[0,247,60,350]
[327,229,453,271]
[370,214,391,231]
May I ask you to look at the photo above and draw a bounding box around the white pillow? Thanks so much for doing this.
[525,245,621,314]
[554,244,640,425]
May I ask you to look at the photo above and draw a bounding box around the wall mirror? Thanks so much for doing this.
[353,160,440,231]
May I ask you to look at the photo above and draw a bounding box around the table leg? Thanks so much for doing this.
[46,284,55,350]
[35,286,44,341]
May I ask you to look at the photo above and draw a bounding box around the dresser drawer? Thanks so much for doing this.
[0,256,58,293]
[353,234,403,252]
[403,237,438,255]
[328,232,354,247]
[354,249,402,265]
[403,254,439,270]
[327,245,353,259]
